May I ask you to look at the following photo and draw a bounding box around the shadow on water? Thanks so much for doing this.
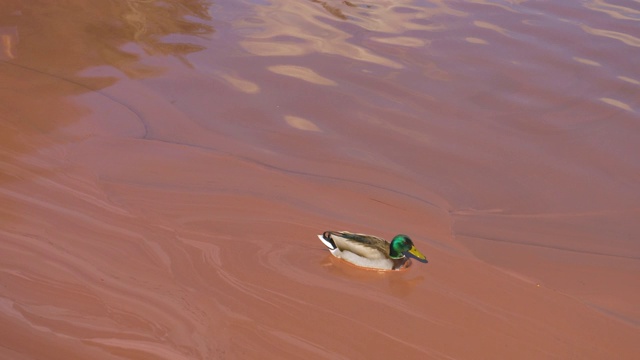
[0,0,216,181]
[0,0,215,232]
[0,0,214,77]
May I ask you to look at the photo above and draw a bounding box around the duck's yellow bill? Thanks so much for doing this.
[408,246,426,260]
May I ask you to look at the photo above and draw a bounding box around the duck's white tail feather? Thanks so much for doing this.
[317,234,335,249]
[317,234,341,257]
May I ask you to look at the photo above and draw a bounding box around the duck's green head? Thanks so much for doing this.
[390,234,427,261]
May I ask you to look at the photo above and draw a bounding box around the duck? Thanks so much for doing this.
[318,231,427,270]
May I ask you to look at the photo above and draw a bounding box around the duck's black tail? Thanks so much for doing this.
[318,231,337,250]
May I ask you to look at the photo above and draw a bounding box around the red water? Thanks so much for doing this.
[1,0,639,359]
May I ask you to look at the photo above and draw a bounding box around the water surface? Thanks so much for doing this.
[1,0,639,358]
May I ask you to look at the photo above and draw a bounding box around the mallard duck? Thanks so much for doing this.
[318,231,427,270]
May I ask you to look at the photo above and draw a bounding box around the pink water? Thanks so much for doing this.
[1,0,639,358]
